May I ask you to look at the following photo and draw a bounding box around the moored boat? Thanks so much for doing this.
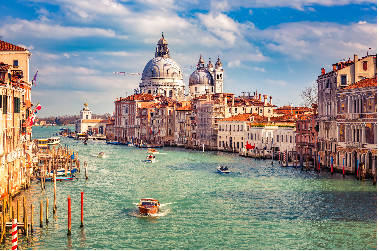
[38,176,75,181]
[47,137,60,145]
[47,168,78,176]
[137,198,160,215]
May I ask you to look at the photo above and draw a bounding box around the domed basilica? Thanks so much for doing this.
[139,33,185,100]
[139,34,224,100]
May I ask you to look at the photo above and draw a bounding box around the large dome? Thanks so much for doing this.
[141,57,183,80]
[189,69,213,86]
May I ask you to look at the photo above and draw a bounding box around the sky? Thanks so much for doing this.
[0,0,377,118]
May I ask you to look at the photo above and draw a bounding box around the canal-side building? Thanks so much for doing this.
[335,77,377,175]
[0,58,34,198]
[295,104,318,163]
[174,102,191,146]
[75,103,108,135]
[114,93,157,144]
[317,54,377,170]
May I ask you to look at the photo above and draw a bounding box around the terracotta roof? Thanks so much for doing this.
[119,93,155,102]
[220,113,257,122]
[0,40,27,51]
[343,77,377,90]
[176,104,191,111]
[0,62,10,71]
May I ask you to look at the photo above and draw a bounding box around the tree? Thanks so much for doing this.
[300,82,318,108]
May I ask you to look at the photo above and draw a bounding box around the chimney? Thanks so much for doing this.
[259,93,261,101]
[263,95,268,105]
[333,65,336,71]
[354,54,359,84]
[321,68,325,75]
[269,96,272,105]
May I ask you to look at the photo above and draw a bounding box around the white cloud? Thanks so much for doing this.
[265,79,287,86]
[253,67,266,72]
[228,60,241,67]
[0,19,126,40]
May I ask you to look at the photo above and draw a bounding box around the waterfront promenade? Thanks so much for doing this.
[0,126,376,250]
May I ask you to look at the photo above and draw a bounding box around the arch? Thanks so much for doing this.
[352,150,358,175]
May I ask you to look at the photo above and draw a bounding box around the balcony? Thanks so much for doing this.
[346,142,362,148]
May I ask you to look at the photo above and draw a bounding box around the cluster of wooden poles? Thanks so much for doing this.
[0,191,86,249]
[35,145,81,188]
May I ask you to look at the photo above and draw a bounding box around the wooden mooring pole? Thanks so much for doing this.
[80,191,84,228]
[40,200,43,227]
[67,196,71,236]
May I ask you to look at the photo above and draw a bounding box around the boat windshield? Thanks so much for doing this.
[141,202,155,206]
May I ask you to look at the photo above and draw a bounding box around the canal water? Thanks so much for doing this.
[1,126,376,250]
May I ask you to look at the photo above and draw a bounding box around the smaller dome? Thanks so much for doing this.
[189,69,213,86]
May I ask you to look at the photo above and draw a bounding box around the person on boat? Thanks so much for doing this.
[220,166,224,171]
[224,166,228,171]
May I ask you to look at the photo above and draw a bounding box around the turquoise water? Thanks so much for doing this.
[1,126,376,250]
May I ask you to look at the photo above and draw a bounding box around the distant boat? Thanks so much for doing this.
[137,198,160,215]
[98,152,106,158]
[217,166,230,174]
[145,155,156,162]
[147,148,159,154]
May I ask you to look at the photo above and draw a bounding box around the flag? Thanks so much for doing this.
[36,104,41,110]
[33,71,38,86]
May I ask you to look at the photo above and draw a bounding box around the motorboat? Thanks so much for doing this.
[147,148,159,154]
[217,166,230,174]
[47,137,60,145]
[137,198,160,215]
[145,155,156,163]
[98,152,106,158]
[47,168,78,176]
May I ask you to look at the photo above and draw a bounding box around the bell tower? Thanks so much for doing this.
[213,56,223,93]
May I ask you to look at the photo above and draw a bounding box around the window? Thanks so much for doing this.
[86,115,89,119]
[341,75,347,86]
[277,135,279,142]
[260,109,262,113]
[363,61,368,71]
[13,60,18,67]
[290,136,292,143]
[235,108,237,113]
[282,135,283,142]
[125,106,128,113]
[237,142,239,148]
[286,135,288,142]
[220,74,222,79]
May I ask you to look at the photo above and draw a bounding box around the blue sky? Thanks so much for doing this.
[0,0,377,117]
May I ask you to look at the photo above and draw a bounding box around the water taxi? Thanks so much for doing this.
[47,137,60,145]
[98,152,106,158]
[36,138,48,148]
[137,198,160,215]
[147,148,159,154]
[217,166,230,174]
[145,155,156,162]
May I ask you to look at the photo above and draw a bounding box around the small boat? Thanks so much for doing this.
[145,155,156,163]
[38,176,75,181]
[147,148,159,154]
[47,168,78,176]
[217,166,230,174]
[84,140,88,145]
[137,198,160,215]
[47,137,60,145]
[98,152,106,158]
